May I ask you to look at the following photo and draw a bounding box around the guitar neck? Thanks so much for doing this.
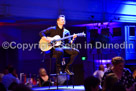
[56,35,74,41]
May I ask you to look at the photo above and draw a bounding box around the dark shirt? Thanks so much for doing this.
[102,68,134,88]
[39,25,71,44]
[39,77,50,86]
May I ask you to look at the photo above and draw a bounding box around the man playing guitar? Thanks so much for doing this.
[39,15,79,75]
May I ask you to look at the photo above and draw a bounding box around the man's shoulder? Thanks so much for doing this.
[98,70,104,73]
[123,68,132,74]
[47,26,56,30]
[93,70,99,75]
[2,74,12,80]
[95,70,104,75]
[64,28,70,33]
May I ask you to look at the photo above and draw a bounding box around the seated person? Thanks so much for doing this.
[39,15,79,75]
[2,67,20,90]
[38,68,50,87]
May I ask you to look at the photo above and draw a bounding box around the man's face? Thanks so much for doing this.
[57,17,66,25]
[40,69,47,76]
[114,62,124,72]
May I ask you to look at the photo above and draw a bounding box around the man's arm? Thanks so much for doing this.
[66,30,77,44]
[39,28,51,43]
[71,34,77,44]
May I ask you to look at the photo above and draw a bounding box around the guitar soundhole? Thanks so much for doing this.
[50,41,56,46]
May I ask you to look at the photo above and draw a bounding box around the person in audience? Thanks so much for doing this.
[132,69,136,90]
[0,66,12,82]
[104,63,112,72]
[102,73,118,91]
[0,67,9,82]
[93,65,104,82]
[39,68,50,87]
[133,69,136,82]
[102,56,134,91]
[2,67,20,90]
[84,76,100,91]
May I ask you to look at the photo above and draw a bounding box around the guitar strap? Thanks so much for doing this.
[62,29,65,46]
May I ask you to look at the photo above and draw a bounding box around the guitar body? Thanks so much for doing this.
[39,35,62,51]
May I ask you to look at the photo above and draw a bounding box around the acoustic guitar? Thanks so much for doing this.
[39,32,86,51]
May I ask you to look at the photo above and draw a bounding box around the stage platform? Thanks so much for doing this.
[32,85,85,91]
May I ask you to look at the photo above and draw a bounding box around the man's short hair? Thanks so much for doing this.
[99,65,104,70]
[8,67,15,73]
[103,73,118,91]
[39,68,47,74]
[106,63,111,68]
[84,76,100,91]
[57,15,65,21]
[111,56,124,65]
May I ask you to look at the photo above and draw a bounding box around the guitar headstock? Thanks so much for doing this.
[77,32,86,37]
